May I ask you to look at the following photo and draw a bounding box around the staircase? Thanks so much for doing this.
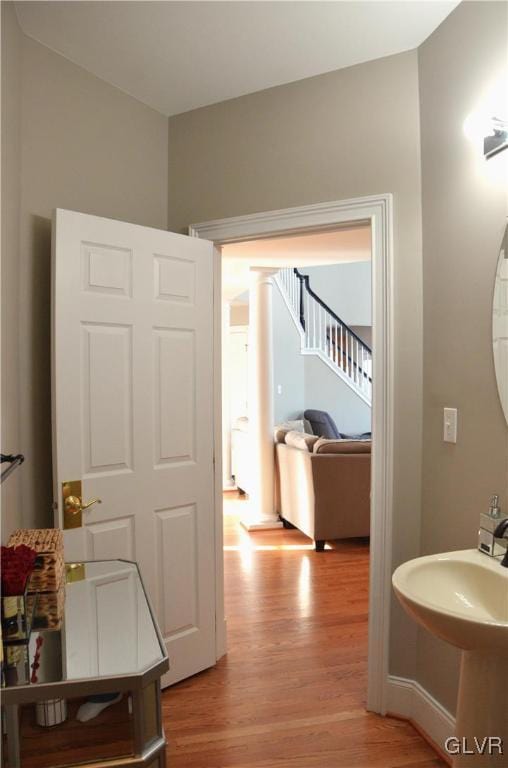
[275,267,372,406]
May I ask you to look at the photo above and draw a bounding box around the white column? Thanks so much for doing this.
[242,268,282,530]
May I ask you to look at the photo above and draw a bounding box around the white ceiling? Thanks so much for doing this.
[222,225,371,301]
[15,1,459,117]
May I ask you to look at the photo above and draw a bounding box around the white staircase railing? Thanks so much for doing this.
[276,267,372,405]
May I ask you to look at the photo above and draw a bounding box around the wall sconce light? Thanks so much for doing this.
[484,117,508,159]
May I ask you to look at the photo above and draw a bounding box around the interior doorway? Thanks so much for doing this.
[191,193,394,714]
[218,226,373,737]
[221,226,372,531]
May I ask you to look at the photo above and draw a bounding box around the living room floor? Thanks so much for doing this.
[163,492,446,768]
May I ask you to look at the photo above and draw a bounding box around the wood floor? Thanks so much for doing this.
[10,494,446,767]
[14,696,133,767]
[163,493,445,768]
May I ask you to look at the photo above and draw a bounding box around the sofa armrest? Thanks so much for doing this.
[276,443,315,537]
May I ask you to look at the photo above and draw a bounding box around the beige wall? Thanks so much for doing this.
[1,5,169,532]
[169,50,424,680]
[418,1,508,714]
[272,287,305,425]
[4,0,504,723]
[1,3,22,541]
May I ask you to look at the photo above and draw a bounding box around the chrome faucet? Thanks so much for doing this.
[494,518,508,568]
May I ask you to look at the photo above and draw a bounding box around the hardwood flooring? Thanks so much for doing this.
[14,696,133,767]
[9,494,445,767]
[163,493,445,768]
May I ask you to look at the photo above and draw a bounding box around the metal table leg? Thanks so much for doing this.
[4,705,20,768]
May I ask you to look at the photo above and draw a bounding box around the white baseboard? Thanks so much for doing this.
[386,675,455,754]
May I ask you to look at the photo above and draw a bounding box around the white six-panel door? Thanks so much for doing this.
[52,209,216,686]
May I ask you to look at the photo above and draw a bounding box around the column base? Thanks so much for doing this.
[240,514,283,531]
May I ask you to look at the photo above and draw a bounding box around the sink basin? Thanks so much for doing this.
[393,549,508,766]
[392,548,508,650]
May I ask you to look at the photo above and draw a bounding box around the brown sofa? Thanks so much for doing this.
[275,430,371,550]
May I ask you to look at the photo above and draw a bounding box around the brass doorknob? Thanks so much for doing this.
[64,495,102,516]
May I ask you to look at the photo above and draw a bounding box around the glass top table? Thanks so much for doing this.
[2,560,168,701]
[2,560,169,768]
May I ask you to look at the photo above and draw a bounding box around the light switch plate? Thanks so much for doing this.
[443,407,458,443]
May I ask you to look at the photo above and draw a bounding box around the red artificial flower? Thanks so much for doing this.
[1,545,38,595]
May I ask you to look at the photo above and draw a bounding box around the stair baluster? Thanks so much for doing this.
[275,267,372,406]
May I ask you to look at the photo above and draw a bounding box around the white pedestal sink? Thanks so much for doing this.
[392,549,508,767]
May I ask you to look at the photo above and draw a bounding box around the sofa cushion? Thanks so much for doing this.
[274,419,307,443]
[313,438,371,455]
[304,409,340,439]
[284,431,320,451]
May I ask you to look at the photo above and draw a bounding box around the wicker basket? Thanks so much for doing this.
[32,584,65,631]
[8,529,64,593]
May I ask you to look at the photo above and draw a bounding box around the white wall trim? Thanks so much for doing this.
[213,246,228,660]
[386,675,455,756]
[190,193,394,714]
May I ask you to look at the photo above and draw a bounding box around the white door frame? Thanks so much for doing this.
[190,193,394,715]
